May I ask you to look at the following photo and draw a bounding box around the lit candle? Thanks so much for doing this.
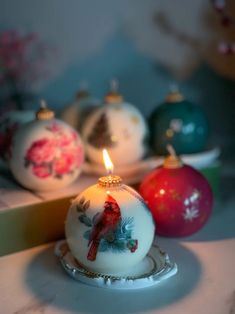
[98,148,122,187]
[65,149,155,276]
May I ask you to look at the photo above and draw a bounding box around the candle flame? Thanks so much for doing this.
[103,149,114,175]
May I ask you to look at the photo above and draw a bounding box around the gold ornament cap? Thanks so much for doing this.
[76,89,90,99]
[98,175,122,188]
[36,100,55,120]
[76,81,90,99]
[104,79,123,104]
[163,145,183,169]
[165,84,184,103]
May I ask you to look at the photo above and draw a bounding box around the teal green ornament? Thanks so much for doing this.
[149,89,209,155]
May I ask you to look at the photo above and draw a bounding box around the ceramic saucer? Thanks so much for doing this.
[55,240,177,290]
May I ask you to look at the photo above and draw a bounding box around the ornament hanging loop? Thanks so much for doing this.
[164,144,183,169]
[166,144,176,157]
[104,78,123,104]
[110,78,119,93]
[165,84,184,103]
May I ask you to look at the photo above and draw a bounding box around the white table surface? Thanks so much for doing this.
[1,178,235,314]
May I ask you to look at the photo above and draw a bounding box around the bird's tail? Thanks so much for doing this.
[87,240,100,261]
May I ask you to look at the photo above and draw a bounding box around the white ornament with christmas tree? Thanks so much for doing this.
[81,80,149,166]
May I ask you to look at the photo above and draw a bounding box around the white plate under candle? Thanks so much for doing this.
[55,240,177,290]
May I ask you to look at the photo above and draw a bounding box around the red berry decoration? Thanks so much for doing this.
[139,146,213,237]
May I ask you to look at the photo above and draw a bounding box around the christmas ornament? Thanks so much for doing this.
[149,87,209,155]
[9,101,84,192]
[139,145,213,237]
[61,82,99,131]
[0,110,34,161]
[65,149,155,275]
[81,80,149,166]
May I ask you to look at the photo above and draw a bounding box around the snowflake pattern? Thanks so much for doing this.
[183,207,199,222]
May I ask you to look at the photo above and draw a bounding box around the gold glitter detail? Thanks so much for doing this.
[148,180,157,188]
[170,189,181,201]
[111,135,118,142]
[199,213,207,224]
[166,129,174,138]
[98,175,122,187]
[131,115,140,124]
[158,203,167,212]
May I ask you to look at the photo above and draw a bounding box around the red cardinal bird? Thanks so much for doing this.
[87,194,121,261]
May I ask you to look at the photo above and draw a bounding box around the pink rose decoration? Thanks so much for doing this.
[58,134,74,146]
[26,138,56,164]
[47,122,63,133]
[53,151,75,176]
[24,123,83,179]
[33,164,51,178]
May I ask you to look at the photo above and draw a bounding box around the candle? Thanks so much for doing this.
[81,80,149,167]
[149,87,209,155]
[9,100,84,192]
[139,145,213,237]
[65,149,155,275]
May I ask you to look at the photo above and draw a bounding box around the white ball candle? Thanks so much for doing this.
[65,149,155,276]
[9,101,84,192]
[81,80,149,166]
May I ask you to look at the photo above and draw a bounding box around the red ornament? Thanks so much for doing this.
[139,147,213,237]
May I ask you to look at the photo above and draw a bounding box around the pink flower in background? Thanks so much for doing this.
[0,30,50,83]
[33,164,51,178]
[0,29,55,111]
[26,138,57,164]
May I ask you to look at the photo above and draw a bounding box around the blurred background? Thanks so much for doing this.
[0,0,235,159]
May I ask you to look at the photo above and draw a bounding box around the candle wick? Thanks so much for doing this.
[110,78,119,93]
[40,99,47,109]
[80,80,88,91]
[107,170,113,176]
[166,144,176,157]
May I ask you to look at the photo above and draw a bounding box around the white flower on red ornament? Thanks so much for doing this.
[183,207,199,222]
